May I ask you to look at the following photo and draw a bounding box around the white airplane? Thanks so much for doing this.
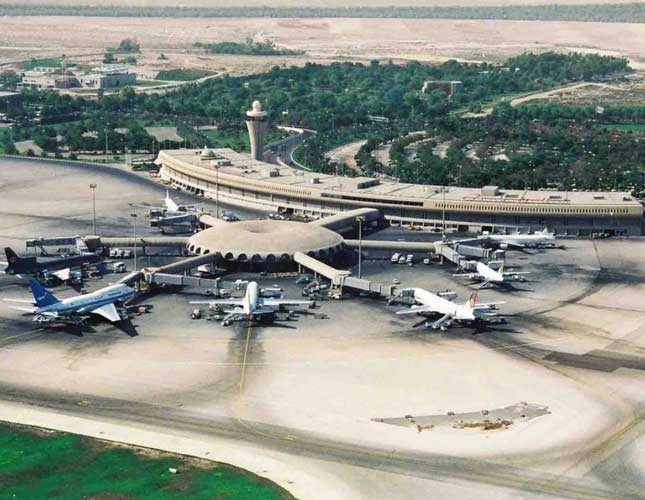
[190,281,313,326]
[454,261,530,289]
[131,191,200,230]
[396,288,504,330]
[479,228,556,250]
[4,278,136,324]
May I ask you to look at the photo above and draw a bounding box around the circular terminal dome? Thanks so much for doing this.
[187,219,345,262]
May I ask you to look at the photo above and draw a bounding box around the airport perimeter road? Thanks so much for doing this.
[0,388,629,500]
[2,158,645,499]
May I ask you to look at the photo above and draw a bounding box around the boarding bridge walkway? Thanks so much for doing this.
[144,272,224,290]
[293,252,350,286]
[293,251,399,298]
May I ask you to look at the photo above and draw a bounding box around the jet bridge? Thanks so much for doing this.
[25,236,88,255]
[144,272,223,289]
[293,251,399,298]
[293,252,350,286]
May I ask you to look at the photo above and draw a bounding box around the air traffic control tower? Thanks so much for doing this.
[246,100,268,161]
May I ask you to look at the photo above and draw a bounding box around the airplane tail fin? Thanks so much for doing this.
[3,247,24,273]
[28,278,60,308]
[5,247,20,266]
[165,190,179,212]
[467,292,479,309]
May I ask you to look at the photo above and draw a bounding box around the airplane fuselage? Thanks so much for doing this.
[6,253,101,277]
[488,233,555,248]
[37,284,135,318]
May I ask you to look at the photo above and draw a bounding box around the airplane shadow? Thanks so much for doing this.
[263,322,298,330]
[114,318,139,338]
[44,322,96,337]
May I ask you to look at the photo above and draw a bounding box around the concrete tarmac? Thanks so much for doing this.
[1,158,645,499]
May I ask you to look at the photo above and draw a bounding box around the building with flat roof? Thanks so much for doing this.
[78,65,136,90]
[21,70,78,90]
[422,80,463,96]
[156,147,644,236]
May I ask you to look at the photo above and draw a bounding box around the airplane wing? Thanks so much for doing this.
[396,304,438,315]
[474,301,505,309]
[500,242,526,250]
[503,271,531,275]
[90,303,122,322]
[3,298,36,305]
[50,268,71,281]
[155,214,195,226]
[130,203,165,210]
[7,305,36,313]
[190,299,245,307]
[453,273,479,279]
[262,299,312,307]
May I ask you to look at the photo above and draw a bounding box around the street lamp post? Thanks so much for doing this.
[89,183,97,235]
[441,186,447,240]
[130,213,137,271]
[356,215,365,279]
[216,164,220,219]
[104,129,108,163]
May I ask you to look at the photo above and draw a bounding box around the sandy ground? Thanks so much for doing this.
[1,158,645,498]
[1,0,638,6]
[2,16,645,73]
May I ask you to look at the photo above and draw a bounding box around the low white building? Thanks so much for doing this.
[79,65,136,89]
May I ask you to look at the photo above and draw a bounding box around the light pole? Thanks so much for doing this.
[130,213,137,271]
[104,129,108,163]
[356,215,365,279]
[89,183,97,235]
[216,163,220,219]
[441,186,447,240]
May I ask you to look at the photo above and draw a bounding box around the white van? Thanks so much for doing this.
[391,253,401,263]
[113,261,127,273]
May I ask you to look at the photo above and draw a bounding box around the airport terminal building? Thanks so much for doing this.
[156,147,644,236]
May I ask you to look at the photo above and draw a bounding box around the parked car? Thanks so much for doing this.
[222,212,239,222]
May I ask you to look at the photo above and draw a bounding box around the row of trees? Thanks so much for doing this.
[6,52,643,191]
[1,3,643,23]
[380,102,645,191]
[194,39,303,57]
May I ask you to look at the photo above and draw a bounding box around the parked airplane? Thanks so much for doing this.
[396,288,503,330]
[4,278,136,324]
[470,228,556,250]
[1,247,102,282]
[454,261,531,289]
[132,191,200,230]
[191,281,313,326]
